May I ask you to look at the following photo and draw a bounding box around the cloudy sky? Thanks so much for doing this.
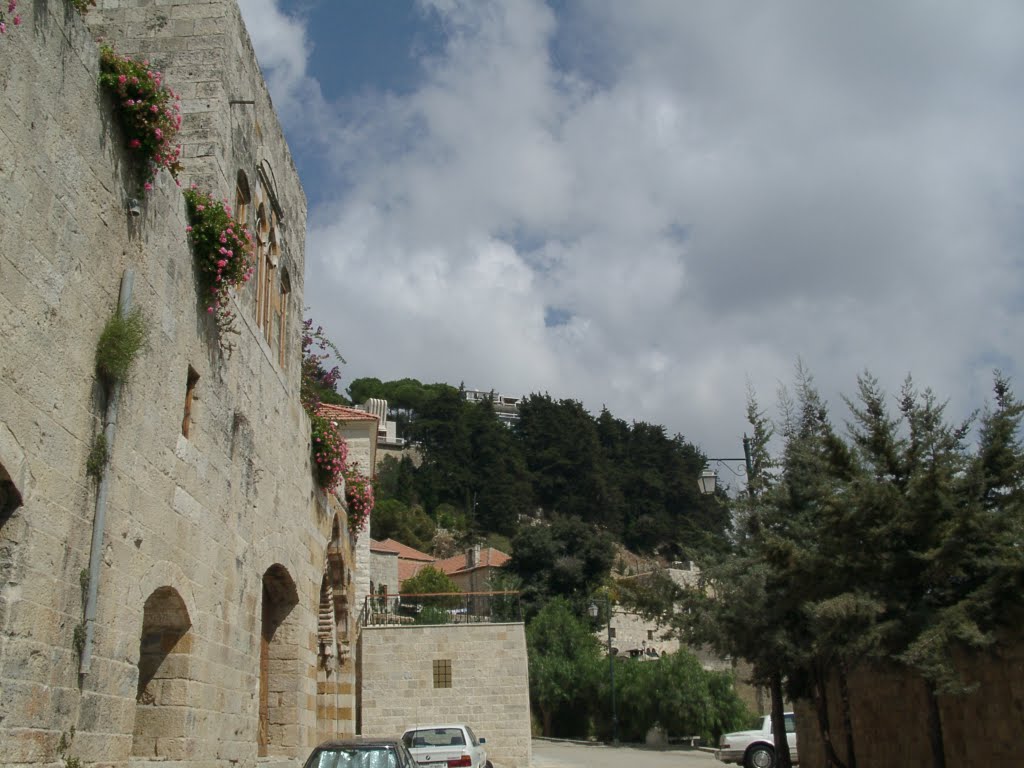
[237,0,1023,460]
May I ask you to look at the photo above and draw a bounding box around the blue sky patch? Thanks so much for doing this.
[544,306,573,327]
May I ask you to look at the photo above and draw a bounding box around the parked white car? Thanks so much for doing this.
[715,713,798,768]
[401,724,491,768]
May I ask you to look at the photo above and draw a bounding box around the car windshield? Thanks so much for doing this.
[307,747,398,768]
[404,728,465,748]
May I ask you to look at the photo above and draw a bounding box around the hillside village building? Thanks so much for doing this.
[463,389,523,426]
[371,539,510,595]
[0,2,362,765]
[607,565,763,714]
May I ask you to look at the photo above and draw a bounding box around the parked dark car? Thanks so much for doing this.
[302,736,419,768]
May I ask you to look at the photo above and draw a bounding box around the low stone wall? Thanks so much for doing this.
[794,639,1024,768]
[359,623,532,768]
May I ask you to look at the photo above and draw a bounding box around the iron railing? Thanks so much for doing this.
[359,591,522,627]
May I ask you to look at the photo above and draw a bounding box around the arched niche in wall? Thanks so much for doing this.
[259,563,300,757]
[322,515,350,665]
[0,463,21,531]
[132,586,194,759]
[0,423,26,528]
[0,424,28,632]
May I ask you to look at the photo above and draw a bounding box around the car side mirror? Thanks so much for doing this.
[479,738,486,744]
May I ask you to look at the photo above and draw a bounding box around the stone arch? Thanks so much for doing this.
[0,424,30,634]
[253,199,279,341]
[254,201,269,311]
[0,462,21,532]
[276,266,291,366]
[323,515,350,661]
[259,563,300,757]
[0,422,28,528]
[132,561,198,627]
[317,572,335,664]
[235,169,251,227]
[132,586,194,759]
[257,160,284,224]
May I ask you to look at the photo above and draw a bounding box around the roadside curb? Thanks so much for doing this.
[533,737,713,753]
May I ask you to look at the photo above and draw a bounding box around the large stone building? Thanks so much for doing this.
[0,2,361,766]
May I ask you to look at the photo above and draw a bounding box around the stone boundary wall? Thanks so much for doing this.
[794,639,1024,768]
[360,623,532,768]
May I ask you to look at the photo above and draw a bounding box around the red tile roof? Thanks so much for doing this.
[371,537,510,585]
[433,547,511,576]
[398,560,431,583]
[374,538,435,562]
[318,403,379,422]
[370,539,399,554]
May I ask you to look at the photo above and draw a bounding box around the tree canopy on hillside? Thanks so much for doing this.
[362,380,728,561]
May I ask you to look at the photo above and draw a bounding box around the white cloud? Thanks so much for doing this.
[237,0,337,154]
[242,0,1024,458]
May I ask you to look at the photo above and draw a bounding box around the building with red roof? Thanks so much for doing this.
[368,538,510,596]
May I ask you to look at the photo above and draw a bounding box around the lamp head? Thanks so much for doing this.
[698,467,718,495]
[127,198,141,217]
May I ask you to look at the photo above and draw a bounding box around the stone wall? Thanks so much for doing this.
[794,639,1024,768]
[369,550,399,601]
[360,623,532,768]
[0,2,356,766]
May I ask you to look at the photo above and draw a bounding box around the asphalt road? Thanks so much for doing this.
[530,738,720,768]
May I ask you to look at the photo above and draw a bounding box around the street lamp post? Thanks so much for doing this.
[697,433,771,717]
[698,434,755,499]
[589,595,618,744]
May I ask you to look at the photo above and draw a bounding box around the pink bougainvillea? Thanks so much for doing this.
[311,414,349,493]
[0,0,21,35]
[98,46,182,192]
[183,186,254,349]
[344,464,374,533]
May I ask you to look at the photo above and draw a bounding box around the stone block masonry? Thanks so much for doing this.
[360,623,532,768]
[0,2,358,767]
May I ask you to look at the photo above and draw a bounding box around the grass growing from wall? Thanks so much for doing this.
[95,307,147,385]
[85,433,108,481]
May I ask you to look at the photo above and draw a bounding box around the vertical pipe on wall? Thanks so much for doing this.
[80,269,134,675]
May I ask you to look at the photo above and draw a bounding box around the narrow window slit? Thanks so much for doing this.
[182,367,200,437]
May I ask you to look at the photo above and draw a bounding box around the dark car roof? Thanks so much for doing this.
[313,737,405,748]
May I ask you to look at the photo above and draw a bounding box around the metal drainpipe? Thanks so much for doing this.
[80,269,134,675]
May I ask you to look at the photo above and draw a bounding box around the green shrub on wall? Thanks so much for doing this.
[85,433,109,481]
[95,307,148,385]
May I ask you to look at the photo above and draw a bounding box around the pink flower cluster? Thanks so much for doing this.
[183,186,255,344]
[311,414,349,493]
[344,465,374,532]
[0,0,22,34]
[98,46,183,192]
[300,318,345,414]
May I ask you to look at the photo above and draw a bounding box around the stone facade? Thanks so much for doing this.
[318,404,378,629]
[607,567,764,714]
[360,623,532,768]
[368,543,400,605]
[794,639,1024,768]
[0,2,359,766]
